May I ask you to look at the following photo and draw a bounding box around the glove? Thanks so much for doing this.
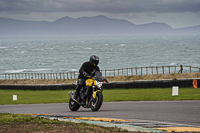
[83,71,91,78]
[91,70,96,76]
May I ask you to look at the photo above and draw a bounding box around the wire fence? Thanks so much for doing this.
[1,65,199,80]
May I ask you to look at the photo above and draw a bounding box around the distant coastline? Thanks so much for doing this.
[1,15,200,37]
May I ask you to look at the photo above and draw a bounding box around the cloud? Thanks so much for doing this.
[1,0,200,14]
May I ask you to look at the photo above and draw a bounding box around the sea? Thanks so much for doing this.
[0,34,200,79]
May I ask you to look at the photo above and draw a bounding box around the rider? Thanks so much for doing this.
[73,55,100,105]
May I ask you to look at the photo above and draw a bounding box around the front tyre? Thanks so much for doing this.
[91,92,103,111]
[69,98,80,111]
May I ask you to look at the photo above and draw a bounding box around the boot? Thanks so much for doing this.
[73,90,79,100]
[73,86,80,100]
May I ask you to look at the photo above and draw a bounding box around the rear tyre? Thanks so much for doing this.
[91,92,103,111]
[69,98,80,111]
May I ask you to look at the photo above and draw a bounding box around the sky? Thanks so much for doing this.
[0,0,200,28]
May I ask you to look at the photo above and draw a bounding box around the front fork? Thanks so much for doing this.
[92,86,102,99]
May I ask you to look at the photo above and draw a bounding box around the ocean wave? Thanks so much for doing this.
[169,63,177,66]
[71,69,78,72]
[85,48,92,50]
[20,51,26,54]
[0,46,7,49]
[5,68,50,73]
[29,69,50,72]
[119,44,126,46]
[5,69,27,73]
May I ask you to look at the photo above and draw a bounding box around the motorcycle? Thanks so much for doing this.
[68,71,107,111]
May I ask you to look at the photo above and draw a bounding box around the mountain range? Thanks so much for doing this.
[0,15,200,37]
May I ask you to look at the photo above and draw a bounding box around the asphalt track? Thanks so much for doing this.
[1,101,200,127]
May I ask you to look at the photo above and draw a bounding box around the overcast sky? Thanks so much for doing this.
[0,0,200,28]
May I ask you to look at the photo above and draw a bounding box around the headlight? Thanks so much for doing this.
[95,80,103,88]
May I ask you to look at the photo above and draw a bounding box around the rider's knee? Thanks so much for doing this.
[77,78,85,86]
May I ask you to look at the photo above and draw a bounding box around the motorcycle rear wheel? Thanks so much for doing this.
[91,92,103,111]
[69,98,80,111]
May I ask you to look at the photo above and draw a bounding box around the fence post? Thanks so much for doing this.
[146,67,148,75]
[63,73,65,80]
[131,68,133,75]
[156,66,158,74]
[136,67,137,75]
[162,66,164,74]
[4,65,198,80]
[175,66,176,73]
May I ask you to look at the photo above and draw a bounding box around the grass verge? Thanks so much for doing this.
[0,113,128,133]
[0,87,199,105]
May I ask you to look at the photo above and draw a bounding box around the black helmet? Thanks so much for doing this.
[89,55,99,66]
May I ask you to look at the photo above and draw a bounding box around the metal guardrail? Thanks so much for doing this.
[0,65,199,80]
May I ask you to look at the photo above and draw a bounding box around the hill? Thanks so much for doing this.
[0,15,200,36]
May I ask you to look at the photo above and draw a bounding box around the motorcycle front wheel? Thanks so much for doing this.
[91,92,103,111]
[69,98,80,111]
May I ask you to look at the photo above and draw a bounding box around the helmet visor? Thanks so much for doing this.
[93,60,99,66]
